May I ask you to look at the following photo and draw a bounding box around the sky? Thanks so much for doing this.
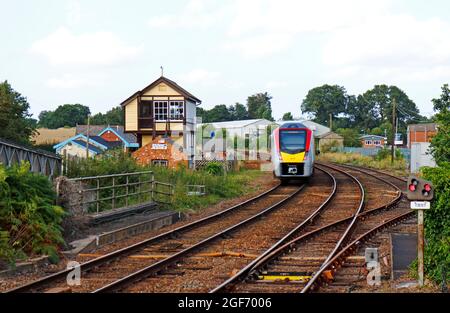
[1,0,449,120]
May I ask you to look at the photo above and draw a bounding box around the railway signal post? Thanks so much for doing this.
[407,176,434,287]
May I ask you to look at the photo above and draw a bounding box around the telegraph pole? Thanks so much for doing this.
[391,98,396,164]
[86,115,90,159]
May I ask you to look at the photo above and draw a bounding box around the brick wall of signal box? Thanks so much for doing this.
[132,136,187,169]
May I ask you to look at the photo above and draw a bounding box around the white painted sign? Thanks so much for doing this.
[152,143,167,150]
[410,201,431,210]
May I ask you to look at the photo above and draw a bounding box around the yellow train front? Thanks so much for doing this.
[271,122,315,183]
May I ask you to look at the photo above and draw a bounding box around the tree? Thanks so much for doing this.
[38,104,90,128]
[197,103,249,123]
[370,127,383,136]
[336,128,362,147]
[356,85,423,140]
[0,81,36,144]
[90,106,123,125]
[206,104,232,122]
[231,103,248,120]
[430,84,450,165]
[301,85,351,127]
[247,92,274,121]
[282,112,293,120]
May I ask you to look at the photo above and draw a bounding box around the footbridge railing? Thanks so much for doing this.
[0,137,61,178]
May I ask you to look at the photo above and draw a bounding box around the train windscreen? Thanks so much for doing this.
[280,130,306,154]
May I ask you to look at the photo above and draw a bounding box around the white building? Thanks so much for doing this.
[198,119,276,138]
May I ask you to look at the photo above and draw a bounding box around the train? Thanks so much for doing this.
[271,122,315,183]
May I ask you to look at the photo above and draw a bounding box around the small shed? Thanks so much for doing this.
[360,135,386,148]
[317,131,344,152]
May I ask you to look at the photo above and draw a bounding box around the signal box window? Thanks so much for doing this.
[169,101,184,120]
[154,101,168,121]
[152,159,168,167]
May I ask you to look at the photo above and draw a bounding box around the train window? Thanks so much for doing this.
[280,130,306,153]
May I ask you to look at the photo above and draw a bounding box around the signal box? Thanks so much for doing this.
[406,176,434,201]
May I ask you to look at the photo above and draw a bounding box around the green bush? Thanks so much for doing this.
[0,163,65,266]
[375,148,390,160]
[204,162,224,175]
[66,149,142,178]
[421,163,450,283]
[320,140,340,153]
[395,148,404,160]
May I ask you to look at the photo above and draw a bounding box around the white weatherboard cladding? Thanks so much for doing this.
[185,100,196,125]
[57,142,97,158]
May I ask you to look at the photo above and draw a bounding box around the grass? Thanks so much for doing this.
[64,152,266,214]
[152,166,264,213]
[318,152,409,177]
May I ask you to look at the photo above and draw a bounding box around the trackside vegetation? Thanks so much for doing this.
[65,151,264,212]
[419,84,450,285]
[317,150,408,175]
[0,154,264,266]
[0,163,65,267]
[420,164,450,283]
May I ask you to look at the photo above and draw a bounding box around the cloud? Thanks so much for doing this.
[223,33,293,58]
[46,73,105,89]
[266,80,288,89]
[227,0,390,36]
[148,0,228,29]
[31,27,142,67]
[178,69,221,85]
[322,14,450,81]
[223,0,391,57]
[66,0,81,26]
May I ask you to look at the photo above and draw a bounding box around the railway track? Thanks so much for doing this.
[7,166,340,293]
[307,164,412,293]
[333,163,407,191]
[6,163,411,294]
[213,163,409,293]
[94,167,338,292]
[6,182,300,292]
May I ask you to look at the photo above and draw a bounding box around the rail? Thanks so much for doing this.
[6,183,284,292]
[212,163,404,293]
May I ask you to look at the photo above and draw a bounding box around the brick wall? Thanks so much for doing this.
[101,131,121,142]
[132,136,188,169]
[408,130,436,147]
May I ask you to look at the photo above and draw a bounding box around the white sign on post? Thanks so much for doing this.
[410,201,431,210]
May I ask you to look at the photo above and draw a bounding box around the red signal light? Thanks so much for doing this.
[409,184,416,192]
[424,184,431,192]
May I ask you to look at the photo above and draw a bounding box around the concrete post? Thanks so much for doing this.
[418,209,424,287]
